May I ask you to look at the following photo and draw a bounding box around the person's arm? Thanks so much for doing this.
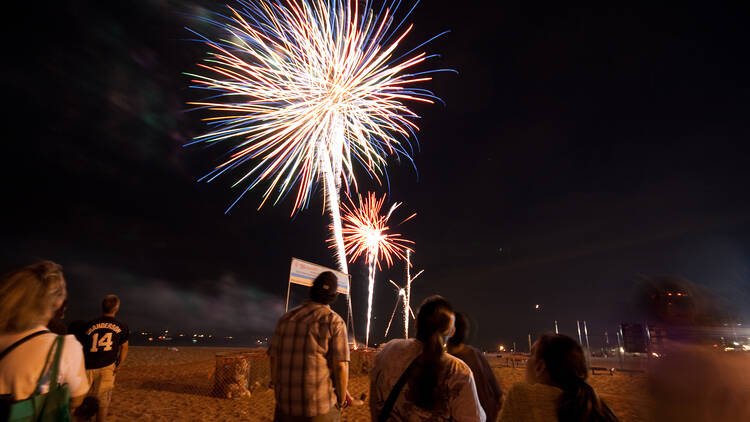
[329,315,350,406]
[269,354,277,388]
[333,361,349,406]
[70,395,84,411]
[478,349,503,405]
[267,322,281,388]
[118,341,128,367]
[63,336,91,415]
[369,369,379,420]
[451,369,486,422]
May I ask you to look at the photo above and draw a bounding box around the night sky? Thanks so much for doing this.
[3,1,749,350]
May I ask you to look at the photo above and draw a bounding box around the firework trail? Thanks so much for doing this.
[402,249,423,337]
[337,192,414,347]
[184,0,449,274]
[384,253,422,338]
[385,279,408,337]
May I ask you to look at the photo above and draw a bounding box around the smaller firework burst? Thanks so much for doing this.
[333,192,414,347]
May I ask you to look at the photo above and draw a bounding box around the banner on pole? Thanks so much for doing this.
[289,258,350,294]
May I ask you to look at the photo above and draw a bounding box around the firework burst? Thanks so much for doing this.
[335,191,414,346]
[185,0,448,274]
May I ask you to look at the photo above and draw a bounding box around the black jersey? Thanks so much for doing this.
[82,316,129,369]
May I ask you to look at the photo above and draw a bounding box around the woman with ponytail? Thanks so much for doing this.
[370,295,486,422]
[499,334,619,422]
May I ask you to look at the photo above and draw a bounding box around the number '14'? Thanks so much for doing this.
[90,332,113,352]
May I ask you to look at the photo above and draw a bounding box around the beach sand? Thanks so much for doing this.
[108,347,648,421]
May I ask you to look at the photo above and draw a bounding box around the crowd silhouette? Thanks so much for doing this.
[4,261,748,422]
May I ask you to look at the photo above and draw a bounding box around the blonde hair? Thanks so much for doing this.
[0,260,66,333]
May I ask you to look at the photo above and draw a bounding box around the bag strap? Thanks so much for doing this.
[378,354,421,422]
[48,336,65,389]
[0,330,50,362]
[33,335,63,391]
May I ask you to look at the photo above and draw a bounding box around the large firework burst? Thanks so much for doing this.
[185,0,446,274]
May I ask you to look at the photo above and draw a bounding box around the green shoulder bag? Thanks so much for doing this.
[4,335,72,422]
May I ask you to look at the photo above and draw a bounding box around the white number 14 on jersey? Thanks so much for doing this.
[90,332,113,352]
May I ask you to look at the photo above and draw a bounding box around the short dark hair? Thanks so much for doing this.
[102,294,120,314]
[448,311,469,346]
[310,272,339,305]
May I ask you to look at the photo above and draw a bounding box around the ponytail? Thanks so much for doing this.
[410,296,454,411]
[558,378,618,422]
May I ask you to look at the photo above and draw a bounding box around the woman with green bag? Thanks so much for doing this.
[0,261,89,421]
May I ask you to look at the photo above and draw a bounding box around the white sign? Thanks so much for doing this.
[289,258,350,294]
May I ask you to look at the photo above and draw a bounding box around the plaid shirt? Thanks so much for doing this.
[268,300,350,417]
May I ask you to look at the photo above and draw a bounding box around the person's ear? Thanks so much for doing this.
[535,359,546,379]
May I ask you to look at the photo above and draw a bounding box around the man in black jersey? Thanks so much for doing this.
[83,294,129,422]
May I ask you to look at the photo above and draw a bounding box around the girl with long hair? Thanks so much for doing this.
[369,295,485,422]
[499,333,619,422]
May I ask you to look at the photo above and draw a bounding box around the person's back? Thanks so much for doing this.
[268,271,350,421]
[499,334,618,422]
[82,314,128,370]
[0,261,89,408]
[497,382,561,422]
[271,301,347,414]
[82,294,129,422]
[448,312,503,422]
[370,296,485,422]
[0,326,89,401]
[371,338,484,422]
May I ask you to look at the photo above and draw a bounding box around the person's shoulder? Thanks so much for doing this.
[327,308,345,325]
[114,318,128,330]
[84,316,100,326]
[307,302,344,323]
[467,345,484,357]
[374,339,416,369]
[380,338,417,356]
[507,382,562,401]
[468,345,493,366]
[85,316,106,328]
[444,351,473,375]
[61,335,85,356]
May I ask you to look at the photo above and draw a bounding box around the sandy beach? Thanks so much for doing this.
[105,346,649,421]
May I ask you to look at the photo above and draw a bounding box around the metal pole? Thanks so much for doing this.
[528,333,532,352]
[617,325,625,371]
[285,279,291,312]
[583,320,591,352]
[577,320,582,344]
[554,320,559,334]
[644,322,651,361]
[405,250,411,339]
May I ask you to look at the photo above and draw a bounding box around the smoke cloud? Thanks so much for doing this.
[64,263,285,336]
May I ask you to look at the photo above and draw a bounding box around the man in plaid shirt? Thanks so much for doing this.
[269,271,351,421]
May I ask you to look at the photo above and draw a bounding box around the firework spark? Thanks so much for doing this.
[384,251,423,339]
[384,279,407,338]
[185,0,449,274]
[335,191,414,347]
